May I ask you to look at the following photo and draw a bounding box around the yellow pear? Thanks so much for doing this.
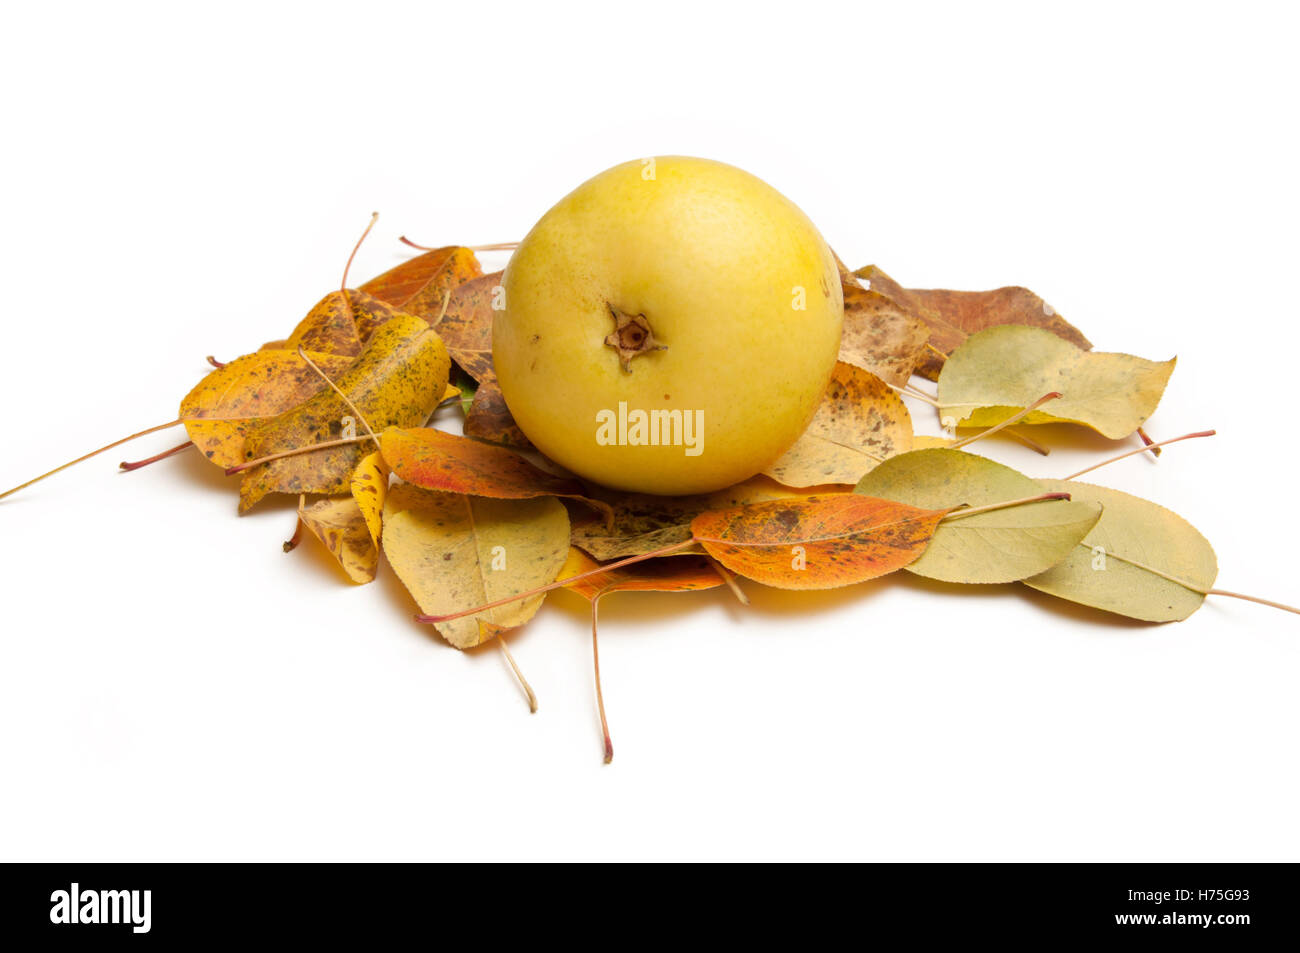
[494,156,843,494]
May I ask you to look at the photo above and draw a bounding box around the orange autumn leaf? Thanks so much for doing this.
[359,246,483,323]
[570,474,826,561]
[689,493,949,590]
[558,547,725,602]
[379,426,612,523]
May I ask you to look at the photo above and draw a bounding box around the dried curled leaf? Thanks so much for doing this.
[298,496,379,584]
[379,426,611,523]
[690,493,949,590]
[382,483,570,649]
[358,246,483,323]
[463,379,533,449]
[855,265,1092,380]
[180,349,355,468]
[431,271,502,383]
[855,448,1103,584]
[764,363,912,487]
[937,326,1175,439]
[837,269,930,387]
[238,314,450,512]
[570,475,820,561]
[1023,479,1218,622]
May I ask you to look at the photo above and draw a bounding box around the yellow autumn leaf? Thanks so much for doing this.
[238,313,450,513]
[180,349,355,468]
[298,496,380,584]
[382,484,570,649]
[349,451,389,546]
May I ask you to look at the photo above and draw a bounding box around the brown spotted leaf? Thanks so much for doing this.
[298,495,379,584]
[850,265,1092,380]
[358,246,483,322]
[379,426,611,523]
[463,378,533,449]
[571,476,832,561]
[265,289,421,358]
[180,348,355,468]
[237,314,450,512]
[690,493,949,590]
[431,271,503,383]
[349,451,389,546]
[838,276,930,387]
[763,362,912,487]
[277,290,363,356]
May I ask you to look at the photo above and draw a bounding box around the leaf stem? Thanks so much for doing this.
[206,355,226,369]
[496,632,538,713]
[119,441,194,471]
[1137,426,1162,458]
[296,345,380,450]
[1082,545,1300,616]
[1062,430,1215,480]
[1,419,183,500]
[342,212,378,292]
[591,592,614,763]
[888,382,940,409]
[1207,590,1300,616]
[942,491,1072,522]
[283,510,304,553]
[415,539,699,625]
[948,392,1062,451]
[1004,428,1051,456]
[399,237,520,252]
[707,557,750,605]
[224,435,370,475]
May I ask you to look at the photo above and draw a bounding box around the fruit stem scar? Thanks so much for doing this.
[604,306,667,372]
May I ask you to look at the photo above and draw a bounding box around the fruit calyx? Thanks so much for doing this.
[604,307,666,372]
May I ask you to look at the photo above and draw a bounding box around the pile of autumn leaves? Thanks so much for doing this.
[181,240,1213,666]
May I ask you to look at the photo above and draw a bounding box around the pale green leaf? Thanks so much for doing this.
[1023,479,1218,622]
[937,326,1175,439]
[854,448,1102,584]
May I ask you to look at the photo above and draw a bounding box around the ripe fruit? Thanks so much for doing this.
[493,156,844,495]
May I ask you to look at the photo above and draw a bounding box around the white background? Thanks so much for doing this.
[1,1,1296,861]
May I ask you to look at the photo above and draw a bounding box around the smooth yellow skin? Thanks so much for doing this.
[494,156,843,495]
